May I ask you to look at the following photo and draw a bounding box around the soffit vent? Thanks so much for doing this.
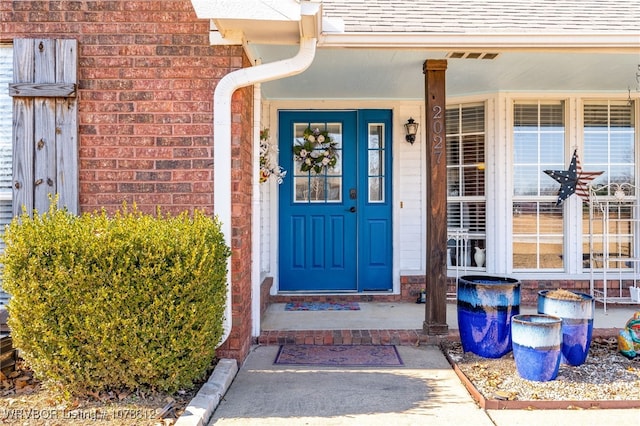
[446,52,499,60]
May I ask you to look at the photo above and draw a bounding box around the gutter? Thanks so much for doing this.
[213,36,317,347]
[319,32,640,53]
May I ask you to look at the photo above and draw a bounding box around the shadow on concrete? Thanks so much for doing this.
[209,345,491,425]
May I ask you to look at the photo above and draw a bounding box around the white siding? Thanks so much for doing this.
[0,45,12,304]
[260,104,276,281]
[0,46,12,211]
[260,182,272,273]
[396,106,425,273]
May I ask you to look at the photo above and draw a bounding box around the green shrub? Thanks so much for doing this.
[1,203,230,395]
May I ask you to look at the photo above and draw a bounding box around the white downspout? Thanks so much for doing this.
[214,36,317,347]
[251,82,262,337]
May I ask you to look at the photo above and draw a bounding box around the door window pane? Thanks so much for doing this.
[368,124,385,203]
[292,122,343,203]
[326,177,341,202]
[368,177,383,202]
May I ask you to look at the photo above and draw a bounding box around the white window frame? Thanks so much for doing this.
[446,102,487,270]
[505,94,638,278]
[512,99,566,272]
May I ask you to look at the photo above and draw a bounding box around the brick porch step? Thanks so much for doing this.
[257,327,619,347]
[257,329,458,346]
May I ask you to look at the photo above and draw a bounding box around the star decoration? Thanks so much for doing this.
[544,149,603,206]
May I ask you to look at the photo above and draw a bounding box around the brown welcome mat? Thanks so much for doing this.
[274,345,404,367]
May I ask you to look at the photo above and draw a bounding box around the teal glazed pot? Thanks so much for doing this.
[538,290,595,366]
[512,314,563,382]
[457,275,521,358]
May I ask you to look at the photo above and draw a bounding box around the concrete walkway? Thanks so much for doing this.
[208,345,495,426]
[207,344,638,426]
[174,302,640,426]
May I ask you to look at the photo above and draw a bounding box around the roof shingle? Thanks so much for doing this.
[320,0,640,33]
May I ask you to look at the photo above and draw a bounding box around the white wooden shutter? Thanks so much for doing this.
[9,38,78,216]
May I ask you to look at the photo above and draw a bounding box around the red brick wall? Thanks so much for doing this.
[403,275,594,306]
[216,55,254,360]
[0,0,241,215]
[269,276,596,306]
[259,277,273,323]
[1,0,255,361]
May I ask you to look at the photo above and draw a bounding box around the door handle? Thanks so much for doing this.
[346,206,356,213]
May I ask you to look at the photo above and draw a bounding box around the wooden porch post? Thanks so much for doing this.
[423,59,449,335]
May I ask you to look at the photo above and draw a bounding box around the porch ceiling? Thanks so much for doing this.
[249,44,640,100]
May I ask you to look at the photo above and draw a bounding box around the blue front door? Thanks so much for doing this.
[278,110,393,292]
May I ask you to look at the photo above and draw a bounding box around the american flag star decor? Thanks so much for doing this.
[544,149,604,206]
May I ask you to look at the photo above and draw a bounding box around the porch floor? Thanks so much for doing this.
[257,301,635,346]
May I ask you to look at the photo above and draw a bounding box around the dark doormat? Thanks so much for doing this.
[274,345,404,367]
[284,302,360,311]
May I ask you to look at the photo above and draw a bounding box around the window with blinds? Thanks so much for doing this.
[446,103,486,268]
[582,101,636,270]
[583,101,635,189]
[512,101,565,270]
[0,45,12,303]
[0,46,12,219]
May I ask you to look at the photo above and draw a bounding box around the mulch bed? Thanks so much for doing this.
[441,337,640,410]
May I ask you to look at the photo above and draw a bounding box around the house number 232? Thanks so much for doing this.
[432,105,443,165]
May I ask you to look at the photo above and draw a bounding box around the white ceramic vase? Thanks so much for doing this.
[474,247,485,268]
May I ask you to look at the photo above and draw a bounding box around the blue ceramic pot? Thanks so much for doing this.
[457,275,520,358]
[512,314,563,382]
[538,290,595,366]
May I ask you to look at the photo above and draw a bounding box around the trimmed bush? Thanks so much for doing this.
[1,203,230,395]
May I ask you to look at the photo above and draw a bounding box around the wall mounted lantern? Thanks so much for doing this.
[404,117,419,144]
